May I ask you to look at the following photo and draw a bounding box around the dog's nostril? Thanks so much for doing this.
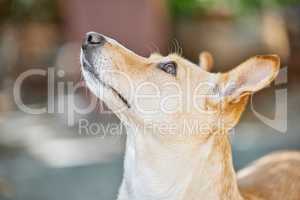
[86,32,105,45]
[87,35,93,43]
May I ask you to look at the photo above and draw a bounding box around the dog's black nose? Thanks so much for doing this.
[86,32,105,44]
[82,32,106,49]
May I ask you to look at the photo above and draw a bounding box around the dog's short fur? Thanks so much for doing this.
[81,32,300,200]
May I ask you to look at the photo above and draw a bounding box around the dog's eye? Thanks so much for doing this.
[158,61,177,76]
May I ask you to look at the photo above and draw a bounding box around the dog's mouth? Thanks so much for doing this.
[82,60,131,109]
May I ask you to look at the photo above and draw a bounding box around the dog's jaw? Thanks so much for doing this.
[80,50,131,110]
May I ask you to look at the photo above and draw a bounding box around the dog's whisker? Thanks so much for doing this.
[168,42,172,55]
[174,38,182,56]
[171,38,176,54]
[178,42,183,56]
[146,44,153,55]
[174,39,179,55]
[146,43,159,55]
[149,42,160,54]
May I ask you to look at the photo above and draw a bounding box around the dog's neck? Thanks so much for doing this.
[117,124,243,200]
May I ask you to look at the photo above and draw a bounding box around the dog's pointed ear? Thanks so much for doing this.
[199,51,213,71]
[221,55,280,101]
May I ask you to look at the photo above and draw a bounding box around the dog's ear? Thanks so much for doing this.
[199,51,213,71]
[221,55,280,101]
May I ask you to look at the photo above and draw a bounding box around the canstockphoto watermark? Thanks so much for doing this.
[13,66,288,133]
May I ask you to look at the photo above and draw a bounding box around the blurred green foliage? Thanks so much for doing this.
[0,0,60,24]
[168,0,300,18]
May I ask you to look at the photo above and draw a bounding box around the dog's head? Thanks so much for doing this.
[81,32,279,138]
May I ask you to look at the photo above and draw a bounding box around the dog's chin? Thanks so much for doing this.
[80,55,131,110]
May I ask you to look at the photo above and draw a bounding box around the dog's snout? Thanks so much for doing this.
[82,32,106,50]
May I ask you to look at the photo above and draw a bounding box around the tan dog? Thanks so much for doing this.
[80,32,300,200]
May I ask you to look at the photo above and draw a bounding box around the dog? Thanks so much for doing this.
[80,32,300,200]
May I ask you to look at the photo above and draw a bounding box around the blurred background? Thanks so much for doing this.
[0,0,300,199]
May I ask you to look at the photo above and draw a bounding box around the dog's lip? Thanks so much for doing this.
[81,59,131,109]
[99,80,131,109]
